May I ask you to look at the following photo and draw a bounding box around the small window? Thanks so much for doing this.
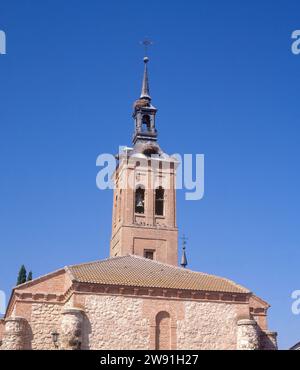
[155,186,164,216]
[135,186,145,214]
[144,250,154,260]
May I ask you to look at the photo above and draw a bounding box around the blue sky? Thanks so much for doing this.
[0,0,299,349]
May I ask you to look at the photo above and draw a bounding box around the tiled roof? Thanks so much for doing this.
[67,255,250,294]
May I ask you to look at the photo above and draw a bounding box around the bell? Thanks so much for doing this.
[137,200,144,207]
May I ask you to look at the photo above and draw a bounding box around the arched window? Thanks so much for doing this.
[155,311,171,350]
[142,115,151,132]
[135,186,145,214]
[155,187,164,216]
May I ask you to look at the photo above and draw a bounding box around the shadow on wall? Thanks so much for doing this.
[24,321,33,350]
[81,312,92,350]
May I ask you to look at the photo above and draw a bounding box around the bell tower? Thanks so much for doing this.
[110,55,178,266]
[132,56,157,145]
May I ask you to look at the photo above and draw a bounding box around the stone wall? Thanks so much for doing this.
[236,319,259,350]
[0,320,4,342]
[79,294,243,350]
[29,303,63,350]
[83,295,150,350]
[1,293,276,350]
[177,301,239,350]
[1,317,27,350]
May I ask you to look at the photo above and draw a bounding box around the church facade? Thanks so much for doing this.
[0,56,277,350]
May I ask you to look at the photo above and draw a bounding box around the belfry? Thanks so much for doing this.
[110,56,178,265]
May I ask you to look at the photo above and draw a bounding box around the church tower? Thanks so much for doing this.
[110,56,178,265]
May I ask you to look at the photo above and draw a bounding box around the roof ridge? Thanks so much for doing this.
[127,254,194,272]
[69,254,193,272]
[68,255,128,269]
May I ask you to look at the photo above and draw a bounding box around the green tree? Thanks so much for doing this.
[17,265,27,285]
[27,271,33,281]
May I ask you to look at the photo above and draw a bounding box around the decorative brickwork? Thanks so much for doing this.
[260,330,278,350]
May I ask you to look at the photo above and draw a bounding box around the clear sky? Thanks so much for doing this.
[0,0,299,349]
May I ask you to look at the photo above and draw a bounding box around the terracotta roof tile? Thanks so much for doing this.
[67,255,250,294]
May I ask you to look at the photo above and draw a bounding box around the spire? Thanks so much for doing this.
[140,57,151,100]
[180,235,188,268]
[132,40,158,146]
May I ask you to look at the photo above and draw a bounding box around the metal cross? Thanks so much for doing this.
[181,234,188,249]
[140,38,153,56]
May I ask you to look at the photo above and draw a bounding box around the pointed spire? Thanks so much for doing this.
[181,249,188,268]
[140,56,151,100]
[180,235,188,268]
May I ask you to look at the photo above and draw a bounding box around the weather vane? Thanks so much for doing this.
[140,38,154,57]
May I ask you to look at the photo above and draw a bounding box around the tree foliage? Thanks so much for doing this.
[17,265,27,285]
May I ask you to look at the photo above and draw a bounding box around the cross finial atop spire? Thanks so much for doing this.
[180,234,188,268]
[140,38,153,58]
[139,39,153,100]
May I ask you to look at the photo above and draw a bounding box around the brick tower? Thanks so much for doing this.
[110,56,178,265]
